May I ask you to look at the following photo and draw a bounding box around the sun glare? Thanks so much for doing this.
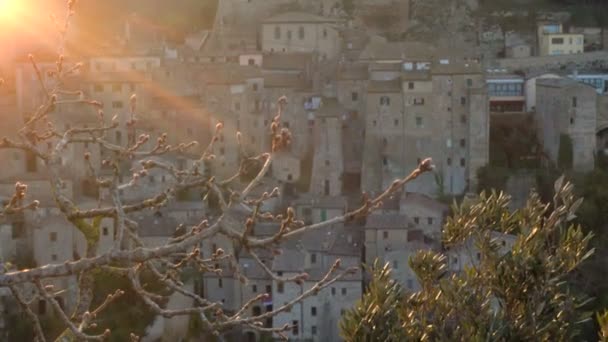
[0,0,24,22]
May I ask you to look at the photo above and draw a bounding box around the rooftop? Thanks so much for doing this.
[263,12,341,24]
[262,52,312,71]
[338,64,369,81]
[365,212,415,230]
[368,79,402,93]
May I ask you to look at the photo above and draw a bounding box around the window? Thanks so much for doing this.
[393,260,398,269]
[274,26,281,39]
[461,97,466,105]
[461,115,467,124]
[351,92,358,102]
[460,158,466,167]
[277,282,284,293]
[234,102,240,111]
[341,288,347,295]
[102,227,109,236]
[477,252,481,260]
[252,285,257,293]
[415,117,423,128]
[460,139,466,148]
[408,82,414,90]
[572,96,577,108]
[311,253,317,264]
[312,326,317,335]
[311,306,317,316]
[218,278,223,288]
[382,157,388,166]
[570,117,574,125]
[94,84,103,92]
[292,321,299,335]
[219,147,225,155]
[322,28,328,38]
[466,78,473,87]
[298,26,305,40]
[428,217,434,225]
[380,96,390,106]
[414,217,420,224]
[324,180,330,196]
[394,119,399,126]
[115,131,122,144]
[331,287,336,295]
[447,157,452,166]
[372,120,377,127]
[50,232,57,242]
[112,84,121,92]
[112,101,123,109]
[51,254,58,261]
[452,257,458,264]
[552,37,564,44]
[287,30,292,40]
[414,98,425,105]
[266,285,272,294]
[407,279,414,289]
[383,231,389,239]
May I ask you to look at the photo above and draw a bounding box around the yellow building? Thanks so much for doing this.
[540,33,584,56]
[537,23,584,56]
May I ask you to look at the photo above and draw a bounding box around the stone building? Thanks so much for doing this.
[446,232,516,274]
[537,22,584,57]
[271,226,362,342]
[536,78,597,171]
[261,12,343,60]
[400,192,449,241]
[598,94,608,155]
[309,98,345,197]
[362,57,489,197]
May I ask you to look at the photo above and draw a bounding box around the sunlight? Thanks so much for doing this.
[0,0,24,21]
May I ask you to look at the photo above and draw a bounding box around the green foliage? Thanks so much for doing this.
[342,179,598,340]
[558,134,574,170]
[598,310,608,341]
[84,268,162,341]
[340,261,406,341]
[476,165,511,193]
[342,0,355,16]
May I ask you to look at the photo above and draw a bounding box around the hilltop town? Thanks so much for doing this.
[0,0,607,340]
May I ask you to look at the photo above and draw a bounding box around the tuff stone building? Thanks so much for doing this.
[309,99,345,197]
[272,226,362,342]
[536,78,597,171]
[261,12,343,59]
[362,57,489,197]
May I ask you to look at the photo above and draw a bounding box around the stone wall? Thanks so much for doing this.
[495,51,608,72]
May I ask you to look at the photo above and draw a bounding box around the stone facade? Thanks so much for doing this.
[309,99,345,197]
[362,59,488,197]
[536,78,597,171]
[261,13,343,59]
